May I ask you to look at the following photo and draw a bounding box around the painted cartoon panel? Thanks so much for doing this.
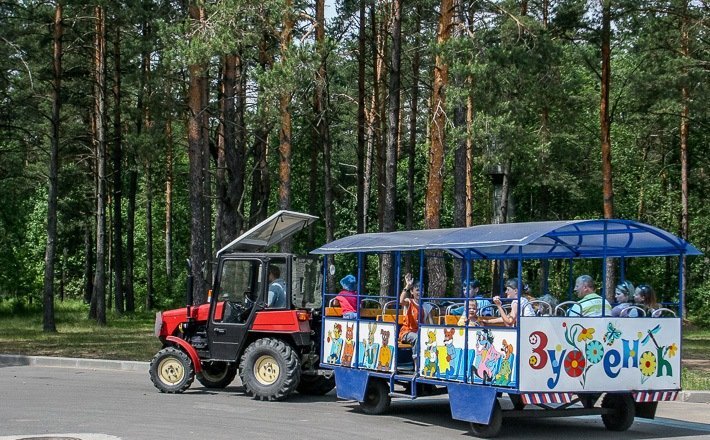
[417,325,517,385]
[519,317,681,392]
[322,318,396,372]
[468,327,518,387]
[323,318,348,366]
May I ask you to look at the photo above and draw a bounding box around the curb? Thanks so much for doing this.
[0,354,149,373]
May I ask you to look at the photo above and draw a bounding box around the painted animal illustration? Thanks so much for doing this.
[362,322,378,369]
[341,323,355,367]
[443,327,457,378]
[493,339,514,386]
[422,330,438,377]
[473,328,501,383]
[326,323,344,364]
[377,329,393,371]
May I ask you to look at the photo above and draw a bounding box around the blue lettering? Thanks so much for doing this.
[546,349,566,389]
[622,339,639,368]
[604,349,621,378]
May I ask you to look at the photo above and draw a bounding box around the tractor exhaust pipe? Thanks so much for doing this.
[186,259,194,316]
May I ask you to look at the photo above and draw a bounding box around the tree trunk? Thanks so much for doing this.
[84,221,93,304]
[600,0,615,301]
[125,165,137,312]
[249,36,274,228]
[679,0,690,316]
[112,26,124,315]
[145,166,154,310]
[43,1,62,333]
[187,4,208,304]
[465,77,474,227]
[91,5,107,325]
[600,0,614,220]
[279,1,294,253]
[379,0,402,298]
[356,0,367,234]
[164,116,173,299]
[425,0,453,296]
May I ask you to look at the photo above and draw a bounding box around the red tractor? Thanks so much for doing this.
[149,211,334,400]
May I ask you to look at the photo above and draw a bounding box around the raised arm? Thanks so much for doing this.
[399,272,414,306]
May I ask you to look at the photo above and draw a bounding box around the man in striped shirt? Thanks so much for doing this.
[569,275,612,317]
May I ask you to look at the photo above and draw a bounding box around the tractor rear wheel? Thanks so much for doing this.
[149,347,195,393]
[198,361,238,389]
[297,374,335,395]
[240,338,301,401]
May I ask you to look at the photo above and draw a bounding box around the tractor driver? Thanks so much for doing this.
[267,265,287,308]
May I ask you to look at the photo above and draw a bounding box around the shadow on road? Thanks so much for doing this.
[340,397,710,439]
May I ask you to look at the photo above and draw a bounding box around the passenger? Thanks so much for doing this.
[568,275,612,317]
[457,299,480,326]
[398,272,420,364]
[267,265,287,308]
[611,280,637,317]
[537,293,558,316]
[333,274,358,319]
[635,284,659,315]
[452,279,491,316]
[489,278,535,327]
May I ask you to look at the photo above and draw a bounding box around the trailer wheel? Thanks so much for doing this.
[240,338,301,401]
[297,374,336,395]
[149,347,195,393]
[509,393,525,410]
[470,400,502,438]
[601,393,635,431]
[197,361,237,389]
[359,379,391,415]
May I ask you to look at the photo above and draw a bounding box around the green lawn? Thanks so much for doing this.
[0,300,160,361]
[1,300,709,389]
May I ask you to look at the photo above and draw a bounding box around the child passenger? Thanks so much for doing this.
[333,274,358,319]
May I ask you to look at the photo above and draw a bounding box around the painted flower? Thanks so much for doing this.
[529,356,539,367]
[586,340,604,365]
[640,351,657,377]
[564,350,586,377]
[577,327,595,342]
[667,343,678,358]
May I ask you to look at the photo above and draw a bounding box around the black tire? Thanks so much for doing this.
[358,379,391,415]
[470,400,503,438]
[580,393,601,409]
[239,338,301,401]
[149,347,195,393]
[601,393,635,431]
[197,361,238,389]
[509,393,525,410]
[297,374,336,395]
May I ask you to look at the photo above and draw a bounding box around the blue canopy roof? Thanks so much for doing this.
[311,219,701,260]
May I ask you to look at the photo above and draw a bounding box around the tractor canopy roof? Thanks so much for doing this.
[217,210,318,256]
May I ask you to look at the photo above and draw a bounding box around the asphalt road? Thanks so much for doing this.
[1,364,709,440]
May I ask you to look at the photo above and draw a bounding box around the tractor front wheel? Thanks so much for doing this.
[149,347,195,393]
[198,361,238,389]
[240,338,301,401]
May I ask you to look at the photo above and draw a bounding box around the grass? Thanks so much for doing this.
[1,299,709,389]
[0,299,160,361]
